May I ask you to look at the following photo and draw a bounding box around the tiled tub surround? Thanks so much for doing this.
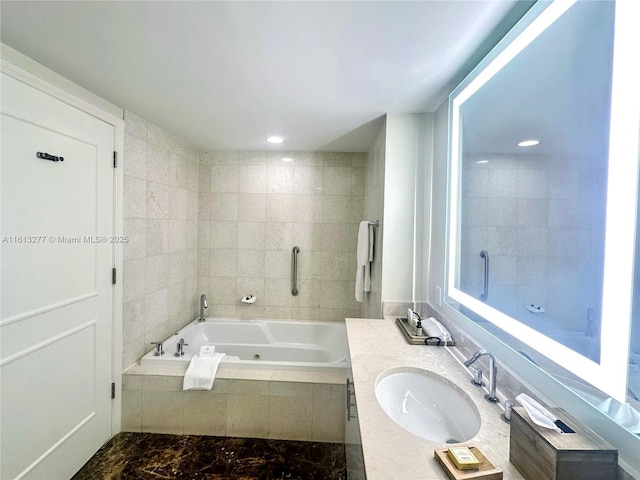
[122,111,200,369]
[197,151,365,322]
[122,121,367,368]
[122,366,347,443]
[345,317,525,480]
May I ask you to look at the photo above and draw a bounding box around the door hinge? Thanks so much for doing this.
[111,382,116,399]
[112,267,116,285]
[113,151,117,168]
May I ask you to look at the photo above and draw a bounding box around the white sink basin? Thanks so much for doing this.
[374,366,481,443]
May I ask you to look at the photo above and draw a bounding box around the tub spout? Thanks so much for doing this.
[199,294,208,322]
[464,349,499,403]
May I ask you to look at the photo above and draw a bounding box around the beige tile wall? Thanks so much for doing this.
[197,151,365,321]
[122,374,345,443]
[122,111,199,368]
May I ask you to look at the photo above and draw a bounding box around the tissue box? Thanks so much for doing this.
[509,407,617,480]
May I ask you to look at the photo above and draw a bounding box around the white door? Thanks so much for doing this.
[1,73,115,480]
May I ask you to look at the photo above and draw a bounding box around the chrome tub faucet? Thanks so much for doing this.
[150,341,164,356]
[464,349,499,403]
[174,338,188,357]
[199,294,208,322]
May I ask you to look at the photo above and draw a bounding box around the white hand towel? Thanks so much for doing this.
[355,221,370,302]
[364,223,374,292]
[183,352,225,391]
[423,317,453,342]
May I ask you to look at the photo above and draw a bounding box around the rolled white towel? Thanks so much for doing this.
[183,352,225,391]
[423,317,452,342]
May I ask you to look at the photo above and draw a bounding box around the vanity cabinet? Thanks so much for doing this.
[345,375,366,480]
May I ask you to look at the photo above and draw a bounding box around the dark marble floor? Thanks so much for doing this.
[72,433,347,480]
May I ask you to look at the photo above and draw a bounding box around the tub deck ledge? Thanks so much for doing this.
[124,362,348,385]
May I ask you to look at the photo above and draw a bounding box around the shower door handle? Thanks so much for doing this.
[480,250,489,301]
[291,246,300,296]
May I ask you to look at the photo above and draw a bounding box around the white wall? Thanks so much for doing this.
[413,115,434,306]
[362,121,386,318]
[382,114,427,304]
[1,44,122,119]
[427,103,450,307]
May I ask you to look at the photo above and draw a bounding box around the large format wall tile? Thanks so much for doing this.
[199,151,365,321]
[122,111,199,369]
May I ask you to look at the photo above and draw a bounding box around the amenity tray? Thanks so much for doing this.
[395,317,455,346]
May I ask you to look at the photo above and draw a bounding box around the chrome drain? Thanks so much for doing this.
[445,438,460,444]
[254,354,260,360]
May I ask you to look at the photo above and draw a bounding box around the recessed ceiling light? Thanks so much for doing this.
[517,139,540,147]
[266,136,284,144]
[281,157,294,162]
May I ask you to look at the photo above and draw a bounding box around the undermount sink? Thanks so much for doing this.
[374,366,481,443]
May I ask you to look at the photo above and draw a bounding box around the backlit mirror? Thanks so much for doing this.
[447,0,639,433]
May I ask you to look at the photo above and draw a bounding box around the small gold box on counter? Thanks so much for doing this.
[509,406,617,480]
[448,447,480,470]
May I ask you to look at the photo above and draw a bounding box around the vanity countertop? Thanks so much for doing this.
[345,317,525,480]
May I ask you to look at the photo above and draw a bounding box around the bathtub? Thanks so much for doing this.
[140,317,350,373]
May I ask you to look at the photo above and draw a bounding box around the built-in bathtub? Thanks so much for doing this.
[140,317,350,373]
[123,317,350,442]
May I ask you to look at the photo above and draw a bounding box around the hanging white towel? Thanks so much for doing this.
[365,223,374,292]
[355,221,374,302]
[183,352,225,391]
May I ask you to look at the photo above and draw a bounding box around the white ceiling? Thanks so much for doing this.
[1,1,520,152]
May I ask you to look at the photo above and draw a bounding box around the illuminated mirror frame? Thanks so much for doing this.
[447,0,640,402]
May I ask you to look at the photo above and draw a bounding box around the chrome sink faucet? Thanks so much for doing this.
[199,294,208,322]
[464,349,499,403]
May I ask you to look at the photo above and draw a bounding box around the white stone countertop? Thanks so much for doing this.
[345,317,525,480]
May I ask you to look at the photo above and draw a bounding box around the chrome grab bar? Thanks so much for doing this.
[480,250,489,301]
[291,246,300,296]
